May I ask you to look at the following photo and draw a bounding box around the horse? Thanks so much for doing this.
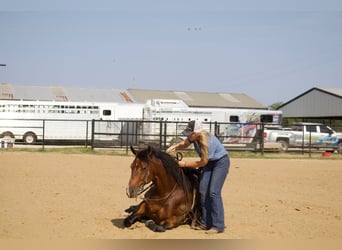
[124,145,201,232]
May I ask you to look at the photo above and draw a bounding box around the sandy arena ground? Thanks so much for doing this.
[0,151,341,239]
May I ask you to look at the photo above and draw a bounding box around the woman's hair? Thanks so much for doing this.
[196,130,211,160]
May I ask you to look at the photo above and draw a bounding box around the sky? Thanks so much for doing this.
[1,1,342,106]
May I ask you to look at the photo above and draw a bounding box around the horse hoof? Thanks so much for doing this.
[145,220,166,232]
[145,219,154,227]
[123,218,132,227]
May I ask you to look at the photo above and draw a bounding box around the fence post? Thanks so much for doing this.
[85,120,89,148]
[309,130,312,158]
[261,123,264,155]
[42,120,45,150]
[214,121,219,137]
[157,121,161,150]
[255,123,264,155]
[91,119,95,150]
[301,125,305,155]
[163,122,168,150]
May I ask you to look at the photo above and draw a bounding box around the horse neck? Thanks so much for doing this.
[150,162,178,195]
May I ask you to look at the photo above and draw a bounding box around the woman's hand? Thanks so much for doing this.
[166,143,178,152]
[178,160,186,167]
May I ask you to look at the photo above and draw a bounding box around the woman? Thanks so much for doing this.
[167,120,230,234]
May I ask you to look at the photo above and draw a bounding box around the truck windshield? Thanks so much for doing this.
[320,125,334,134]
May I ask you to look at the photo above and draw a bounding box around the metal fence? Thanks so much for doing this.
[0,118,92,149]
[1,118,341,154]
[90,120,268,152]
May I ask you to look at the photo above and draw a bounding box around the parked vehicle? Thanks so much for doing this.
[264,122,342,153]
[0,100,143,143]
[0,98,282,147]
[142,99,282,145]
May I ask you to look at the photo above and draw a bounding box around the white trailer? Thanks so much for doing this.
[0,100,143,143]
[142,99,283,144]
[0,98,282,146]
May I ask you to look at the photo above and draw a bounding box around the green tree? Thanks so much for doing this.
[268,101,283,110]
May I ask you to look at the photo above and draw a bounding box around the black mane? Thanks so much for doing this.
[136,147,184,185]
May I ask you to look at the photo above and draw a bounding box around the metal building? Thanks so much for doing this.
[278,87,342,126]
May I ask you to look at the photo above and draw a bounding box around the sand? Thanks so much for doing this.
[0,151,341,239]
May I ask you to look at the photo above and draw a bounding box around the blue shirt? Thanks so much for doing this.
[188,133,228,161]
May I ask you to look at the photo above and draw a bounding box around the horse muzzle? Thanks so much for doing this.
[126,185,145,198]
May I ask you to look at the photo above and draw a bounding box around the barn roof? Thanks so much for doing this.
[127,88,267,109]
[0,83,267,109]
[0,83,135,103]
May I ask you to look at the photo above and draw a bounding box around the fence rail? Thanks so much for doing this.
[1,118,341,154]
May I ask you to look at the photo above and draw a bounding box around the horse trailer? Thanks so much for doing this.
[0,98,282,147]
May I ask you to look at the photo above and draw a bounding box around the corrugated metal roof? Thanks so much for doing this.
[127,89,267,109]
[0,83,136,103]
[64,87,135,103]
[0,83,267,109]
[319,88,342,97]
[0,83,55,101]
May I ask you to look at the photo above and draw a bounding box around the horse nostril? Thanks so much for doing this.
[126,187,133,198]
[127,187,138,198]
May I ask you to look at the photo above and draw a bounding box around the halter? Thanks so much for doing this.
[133,159,153,197]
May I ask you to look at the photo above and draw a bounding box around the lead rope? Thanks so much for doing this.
[143,182,177,204]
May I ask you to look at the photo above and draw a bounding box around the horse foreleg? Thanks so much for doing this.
[145,214,180,232]
[123,202,147,228]
[124,204,140,214]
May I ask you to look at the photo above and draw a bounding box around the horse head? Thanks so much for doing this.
[126,145,155,198]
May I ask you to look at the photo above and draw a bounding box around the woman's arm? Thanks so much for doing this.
[179,157,208,169]
[166,139,190,152]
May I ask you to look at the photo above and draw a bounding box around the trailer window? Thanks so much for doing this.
[103,110,111,116]
[260,114,273,123]
[229,116,239,122]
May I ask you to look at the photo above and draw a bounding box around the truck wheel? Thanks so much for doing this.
[277,140,289,152]
[23,132,37,144]
[337,143,342,154]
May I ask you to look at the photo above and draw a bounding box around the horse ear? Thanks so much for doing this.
[130,145,137,155]
[147,145,153,157]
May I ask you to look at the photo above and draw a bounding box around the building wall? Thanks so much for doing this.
[280,89,342,118]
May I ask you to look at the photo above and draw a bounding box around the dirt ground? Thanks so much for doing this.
[0,151,341,239]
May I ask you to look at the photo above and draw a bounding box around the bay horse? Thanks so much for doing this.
[124,145,201,232]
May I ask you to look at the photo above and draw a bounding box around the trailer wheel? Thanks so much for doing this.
[1,131,15,140]
[23,132,37,144]
[277,140,289,152]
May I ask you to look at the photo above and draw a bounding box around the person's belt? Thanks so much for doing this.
[209,154,227,162]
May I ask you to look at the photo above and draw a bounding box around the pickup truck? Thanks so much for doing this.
[263,122,342,153]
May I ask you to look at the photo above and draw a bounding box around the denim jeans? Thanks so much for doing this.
[199,155,230,231]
